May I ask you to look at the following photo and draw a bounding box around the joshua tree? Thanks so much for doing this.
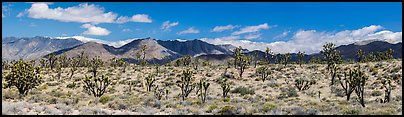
[192,58,200,70]
[46,53,58,70]
[4,59,43,97]
[321,42,342,85]
[380,77,392,103]
[338,68,354,101]
[145,74,156,92]
[220,78,231,99]
[294,77,316,91]
[265,47,274,64]
[357,49,365,63]
[297,51,305,67]
[385,48,394,60]
[88,56,103,77]
[256,66,272,82]
[39,58,47,68]
[82,74,111,97]
[59,53,69,68]
[352,65,368,107]
[77,51,89,67]
[54,61,62,80]
[196,79,210,103]
[69,57,80,79]
[153,85,164,100]
[139,44,148,66]
[281,53,291,66]
[177,69,196,101]
[233,46,249,79]
[253,51,258,68]
[117,59,128,73]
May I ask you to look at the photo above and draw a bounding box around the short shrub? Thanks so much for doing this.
[99,95,113,104]
[231,86,255,96]
[219,105,236,115]
[262,102,276,112]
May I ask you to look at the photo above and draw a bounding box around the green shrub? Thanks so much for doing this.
[219,105,236,115]
[99,95,113,104]
[231,86,255,96]
[222,97,231,102]
[262,102,276,112]
[206,104,218,113]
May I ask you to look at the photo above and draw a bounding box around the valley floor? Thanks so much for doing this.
[2,60,402,115]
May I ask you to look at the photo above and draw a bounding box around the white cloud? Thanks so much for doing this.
[201,25,402,54]
[232,23,270,35]
[16,12,25,17]
[116,14,152,23]
[211,25,239,32]
[80,24,111,36]
[273,31,290,39]
[55,36,139,48]
[161,21,179,31]
[26,3,118,24]
[2,5,8,18]
[177,27,200,35]
[122,28,132,32]
[244,33,262,40]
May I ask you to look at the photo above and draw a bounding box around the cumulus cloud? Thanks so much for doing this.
[211,25,239,32]
[177,27,200,35]
[161,21,179,31]
[232,23,270,35]
[80,24,111,36]
[26,3,118,24]
[55,36,138,48]
[115,14,152,24]
[201,25,402,54]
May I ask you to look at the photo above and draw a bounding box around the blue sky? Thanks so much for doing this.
[2,2,402,53]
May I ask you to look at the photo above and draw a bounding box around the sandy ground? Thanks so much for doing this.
[2,60,402,115]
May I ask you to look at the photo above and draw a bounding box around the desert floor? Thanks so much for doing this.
[2,60,402,115]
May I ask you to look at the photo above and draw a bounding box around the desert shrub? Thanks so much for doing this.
[79,107,110,115]
[262,102,276,112]
[48,97,58,104]
[231,86,255,96]
[99,95,113,104]
[277,87,298,99]
[2,89,19,100]
[219,105,236,115]
[206,104,218,113]
[108,100,128,110]
[222,97,231,102]
[46,81,60,86]
[341,107,360,115]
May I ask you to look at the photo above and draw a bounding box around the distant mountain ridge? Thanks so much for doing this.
[2,36,83,60]
[2,36,402,65]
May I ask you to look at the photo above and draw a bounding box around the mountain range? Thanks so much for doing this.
[2,36,402,64]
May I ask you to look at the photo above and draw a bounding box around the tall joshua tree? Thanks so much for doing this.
[140,44,148,66]
[233,46,249,79]
[321,42,342,85]
[297,51,305,67]
[265,47,273,64]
